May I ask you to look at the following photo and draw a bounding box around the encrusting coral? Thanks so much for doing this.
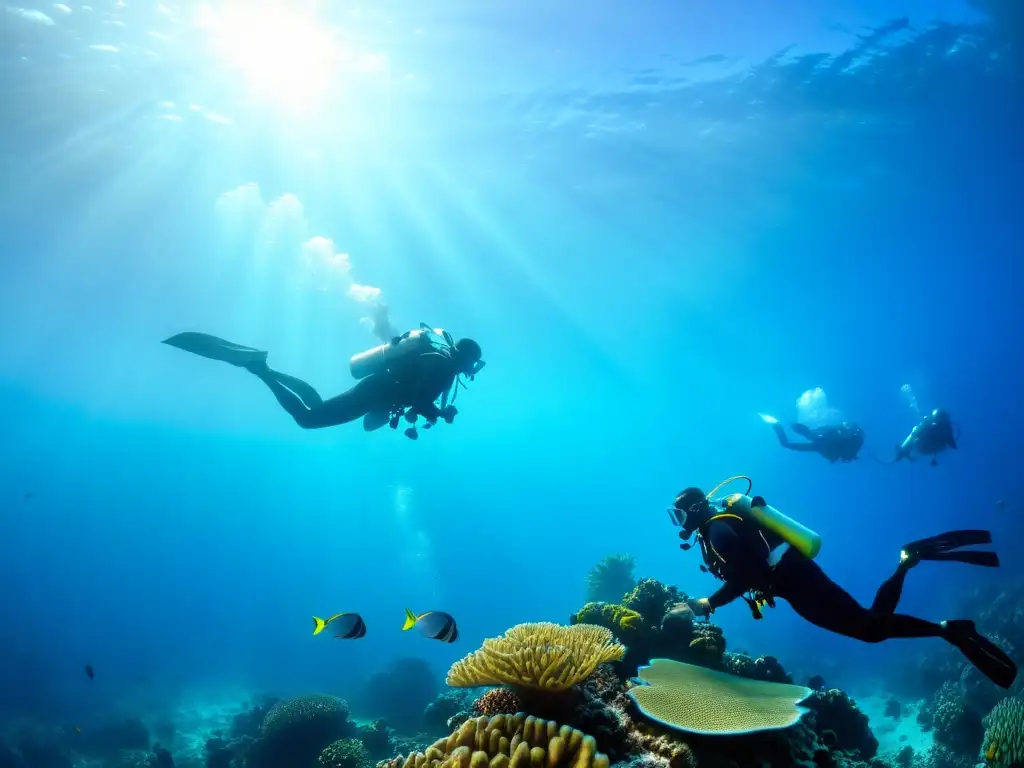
[585,554,637,605]
[982,696,1024,767]
[376,713,610,768]
[446,623,625,692]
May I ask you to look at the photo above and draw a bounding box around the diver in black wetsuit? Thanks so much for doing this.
[670,487,1018,689]
[162,326,484,438]
[770,421,864,463]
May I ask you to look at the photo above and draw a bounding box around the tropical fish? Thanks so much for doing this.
[312,612,366,639]
[402,608,459,643]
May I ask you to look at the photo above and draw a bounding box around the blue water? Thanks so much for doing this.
[0,0,1021,732]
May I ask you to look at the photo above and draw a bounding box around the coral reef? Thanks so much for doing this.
[446,623,624,692]
[424,692,478,736]
[319,738,373,768]
[356,720,396,761]
[570,603,644,634]
[918,680,984,756]
[256,693,353,768]
[981,696,1024,767]
[721,653,792,683]
[568,580,731,677]
[585,554,637,605]
[622,580,685,629]
[377,714,610,768]
[803,689,878,760]
[355,658,440,734]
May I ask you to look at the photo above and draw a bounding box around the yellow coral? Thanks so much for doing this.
[446,622,625,692]
[627,658,812,735]
[377,713,610,768]
[570,603,644,634]
[982,697,1024,767]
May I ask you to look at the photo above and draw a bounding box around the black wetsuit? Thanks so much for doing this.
[702,516,940,643]
[773,423,863,463]
[249,351,457,430]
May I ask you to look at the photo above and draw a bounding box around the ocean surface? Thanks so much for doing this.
[0,0,1021,758]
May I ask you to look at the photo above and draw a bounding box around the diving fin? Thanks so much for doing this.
[162,332,267,368]
[901,530,998,568]
[942,620,1018,689]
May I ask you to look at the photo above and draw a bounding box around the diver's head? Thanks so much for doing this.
[452,338,485,376]
[671,487,711,538]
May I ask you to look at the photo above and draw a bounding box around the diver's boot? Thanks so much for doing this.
[941,620,1018,690]
[900,530,999,569]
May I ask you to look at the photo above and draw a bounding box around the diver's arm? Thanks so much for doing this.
[407,353,454,420]
[707,580,746,610]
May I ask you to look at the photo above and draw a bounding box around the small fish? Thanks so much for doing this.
[312,612,366,640]
[84,664,94,680]
[402,608,459,643]
[74,727,82,734]
[994,499,1005,512]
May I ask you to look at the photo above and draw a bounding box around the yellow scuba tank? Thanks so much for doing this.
[721,492,823,560]
[349,327,437,380]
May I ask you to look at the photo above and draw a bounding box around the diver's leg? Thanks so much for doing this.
[247,370,382,429]
[773,552,943,642]
[772,424,817,452]
[243,361,324,409]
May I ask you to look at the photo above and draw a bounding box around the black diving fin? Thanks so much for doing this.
[942,620,1018,689]
[901,530,999,568]
[162,332,268,368]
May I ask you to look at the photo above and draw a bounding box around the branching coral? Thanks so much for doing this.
[446,623,625,692]
[982,696,1024,766]
[377,714,610,768]
[585,554,637,604]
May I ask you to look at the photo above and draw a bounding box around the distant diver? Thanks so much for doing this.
[760,413,864,463]
[877,407,958,467]
[162,324,485,440]
[669,476,1017,690]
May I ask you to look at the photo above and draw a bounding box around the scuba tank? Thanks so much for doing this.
[718,492,823,560]
[349,325,451,380]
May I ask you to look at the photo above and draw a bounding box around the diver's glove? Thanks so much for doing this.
[686,597,713,619]
[751,495,767,508]
[440,405,458,424]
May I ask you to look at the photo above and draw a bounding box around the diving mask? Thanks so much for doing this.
[668,488,710,532]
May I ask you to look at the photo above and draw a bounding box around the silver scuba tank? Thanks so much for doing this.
[349,329,434,380]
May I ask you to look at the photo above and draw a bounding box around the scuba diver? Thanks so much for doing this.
[670,477,1017,690]
[162,324,485,440]
[760,414,864,463]
[879,408,959,466]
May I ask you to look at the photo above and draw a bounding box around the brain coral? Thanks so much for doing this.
[446,623,625,692]
[377,713,609,768]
